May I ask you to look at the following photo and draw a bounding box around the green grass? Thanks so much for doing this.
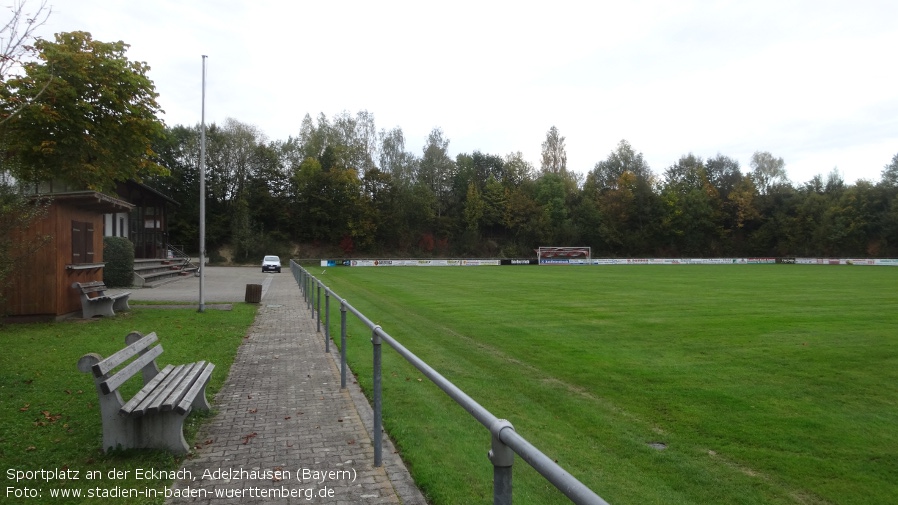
[0,304,256,504]
[318,265,898,505]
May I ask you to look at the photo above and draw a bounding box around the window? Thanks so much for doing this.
[72,220,95,264]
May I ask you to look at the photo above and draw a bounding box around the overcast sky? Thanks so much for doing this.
[36,0,898,184]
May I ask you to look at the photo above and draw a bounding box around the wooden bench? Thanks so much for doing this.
[72,281,131,318]
[77,331,215,454]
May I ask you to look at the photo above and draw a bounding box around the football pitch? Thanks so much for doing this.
[317,264,898,505]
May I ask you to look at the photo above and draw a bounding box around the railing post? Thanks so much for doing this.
[489,419,515,505]
[307,275,313,314]
[316,282,322,333]
[324,290,330,354]
[372,326,383,467]
[340,301,347,389]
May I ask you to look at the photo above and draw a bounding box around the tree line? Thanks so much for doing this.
[149,112,898,261]
[1,6,895,264]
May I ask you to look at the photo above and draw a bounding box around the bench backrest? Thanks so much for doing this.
[73,281,108,296]
[77,332,162,394]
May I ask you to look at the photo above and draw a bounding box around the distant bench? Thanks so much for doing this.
[72,281,131,318]
[78,331,215,454]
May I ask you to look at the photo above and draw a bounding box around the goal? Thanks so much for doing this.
[537,247,591,263]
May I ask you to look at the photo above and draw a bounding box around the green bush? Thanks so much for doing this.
[103,236,134,287]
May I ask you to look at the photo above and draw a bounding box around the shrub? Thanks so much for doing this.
[103,237,134,287]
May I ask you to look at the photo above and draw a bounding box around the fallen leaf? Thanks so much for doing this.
[248,408,257,414]
[19,404,30,412]
[284,416,291,420]
[347,439,355,445]
[26,446,36,451]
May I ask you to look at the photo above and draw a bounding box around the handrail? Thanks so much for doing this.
[290,260,610,505]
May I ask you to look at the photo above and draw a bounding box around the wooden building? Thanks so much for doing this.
[2,191,133,320]
[112,180,179,259]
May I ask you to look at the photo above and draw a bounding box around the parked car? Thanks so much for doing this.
[262,255,281,273]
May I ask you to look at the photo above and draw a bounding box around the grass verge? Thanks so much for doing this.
[0,304,256,504]
[318,265,898,505]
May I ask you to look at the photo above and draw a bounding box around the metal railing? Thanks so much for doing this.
[291,260,610,505]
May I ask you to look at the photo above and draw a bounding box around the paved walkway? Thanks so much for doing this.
[165,271,426,504]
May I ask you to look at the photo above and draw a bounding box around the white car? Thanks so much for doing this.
[262,255,281,273]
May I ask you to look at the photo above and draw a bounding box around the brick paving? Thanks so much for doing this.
[166,272,426,504]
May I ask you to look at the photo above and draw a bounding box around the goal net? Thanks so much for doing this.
[537,247,592,263]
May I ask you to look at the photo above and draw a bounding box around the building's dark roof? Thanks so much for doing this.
[33,191,135,213]
[122,180,179,206]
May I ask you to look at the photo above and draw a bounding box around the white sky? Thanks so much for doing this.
[36,0,898,184]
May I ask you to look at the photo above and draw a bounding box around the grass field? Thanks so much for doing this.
[0,304,256,504]
[316,264,898,505]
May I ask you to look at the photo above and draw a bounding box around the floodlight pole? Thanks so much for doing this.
[198,55,207,313]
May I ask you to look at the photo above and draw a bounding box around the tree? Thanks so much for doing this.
[705,154,743,201]
[534,173,575,244]
[749,151,789,195]
[661,154,725,255]
[463,181,484,233]
[0,0,52,125]
[0,0,52,306]
[297,113,326,161]
[417,127,455,218]
[584,140,658,254]
[540,126,567,175]
[205,118,267,203]
[882,152,898,188]
[2,31,166,192]
[503,151,535,188]
[378,126,417,187]
[150,124,202,249]
[504,182,543,251]
[481,175,507,232]
[727,175,759,234]
[471,151,505,190]
[585,139,652,193]
[331,109,377,172]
